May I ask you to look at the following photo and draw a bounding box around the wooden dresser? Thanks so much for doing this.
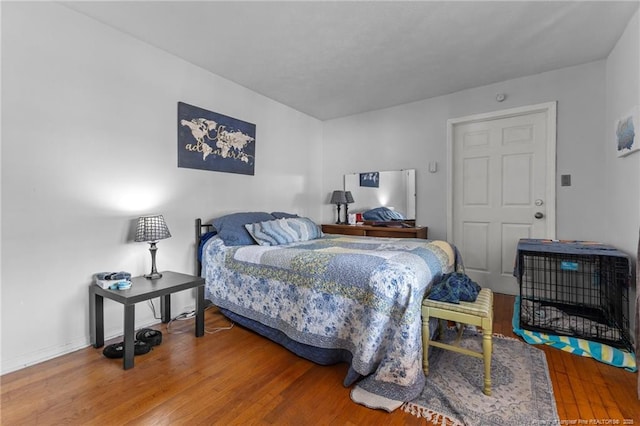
[321,223,428,239]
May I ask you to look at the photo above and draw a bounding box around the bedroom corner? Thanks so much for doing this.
[0,2,322,374]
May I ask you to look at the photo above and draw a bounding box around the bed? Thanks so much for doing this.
[196,212,461,411]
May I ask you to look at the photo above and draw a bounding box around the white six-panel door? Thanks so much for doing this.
[448,103,556,295]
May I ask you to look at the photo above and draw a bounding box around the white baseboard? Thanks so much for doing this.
[1,317,163,375]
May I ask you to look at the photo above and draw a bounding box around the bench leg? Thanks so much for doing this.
[482,320,492,396]
[421,308,430,375]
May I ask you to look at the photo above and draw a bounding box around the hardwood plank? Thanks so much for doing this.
[559,348,596,420]
[1,297,638,425]
[573,354,618,420]
[594,360,639,422]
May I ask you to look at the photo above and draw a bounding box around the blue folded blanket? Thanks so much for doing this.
[513,296,636,371]
[427,272,481,303]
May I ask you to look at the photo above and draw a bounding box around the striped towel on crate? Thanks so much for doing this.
[513,297,637,372]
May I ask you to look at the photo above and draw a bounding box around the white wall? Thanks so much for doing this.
[604,10,639,338]
[605,9,640,269]
[1,2,323,373]
[323,61,607,242]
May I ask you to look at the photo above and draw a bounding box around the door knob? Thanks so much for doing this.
[534,212,544,219]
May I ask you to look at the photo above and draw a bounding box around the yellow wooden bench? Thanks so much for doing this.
[421,288,494,395]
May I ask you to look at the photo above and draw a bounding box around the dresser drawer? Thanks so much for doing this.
[321,224,427,239]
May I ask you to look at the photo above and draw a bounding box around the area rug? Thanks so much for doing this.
[402,328,559,426]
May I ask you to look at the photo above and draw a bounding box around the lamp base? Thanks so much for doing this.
[145,242,162,280]
[342,204,350,225]
[144,272,163,280]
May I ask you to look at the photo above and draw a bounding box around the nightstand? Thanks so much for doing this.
[89,271,205,369]
[322,223,428,239]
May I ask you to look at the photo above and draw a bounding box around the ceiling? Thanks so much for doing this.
[62,1,639,121]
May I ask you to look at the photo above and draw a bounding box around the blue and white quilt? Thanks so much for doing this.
[201,234,458,411]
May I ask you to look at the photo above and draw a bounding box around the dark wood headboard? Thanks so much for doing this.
[195,218,214,277]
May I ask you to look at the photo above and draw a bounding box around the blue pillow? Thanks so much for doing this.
[197,231,217,261]
[245,217,322,246]
[212,212,276,246]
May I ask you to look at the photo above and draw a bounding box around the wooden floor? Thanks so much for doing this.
[2,293,638,425]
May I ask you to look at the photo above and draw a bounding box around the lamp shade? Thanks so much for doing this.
[330,190,347,204]
[345,191,354,204]
[134,215,171,242]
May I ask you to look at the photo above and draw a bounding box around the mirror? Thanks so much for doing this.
[344,169,416,220]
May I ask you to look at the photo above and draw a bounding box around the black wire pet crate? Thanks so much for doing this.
[515,239,633,353]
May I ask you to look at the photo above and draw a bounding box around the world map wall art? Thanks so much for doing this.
[178,102,256,175]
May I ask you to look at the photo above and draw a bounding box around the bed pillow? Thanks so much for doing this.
[245,217,322,246]
[362,207,405,221]
[212,212,276,246]
[271,211,299,219]
[197,230,218,261]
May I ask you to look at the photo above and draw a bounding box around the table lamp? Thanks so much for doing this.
[330,190,347,224]
[135,214,171,279]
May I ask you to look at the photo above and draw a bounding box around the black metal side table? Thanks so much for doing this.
[90,271,205,369]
